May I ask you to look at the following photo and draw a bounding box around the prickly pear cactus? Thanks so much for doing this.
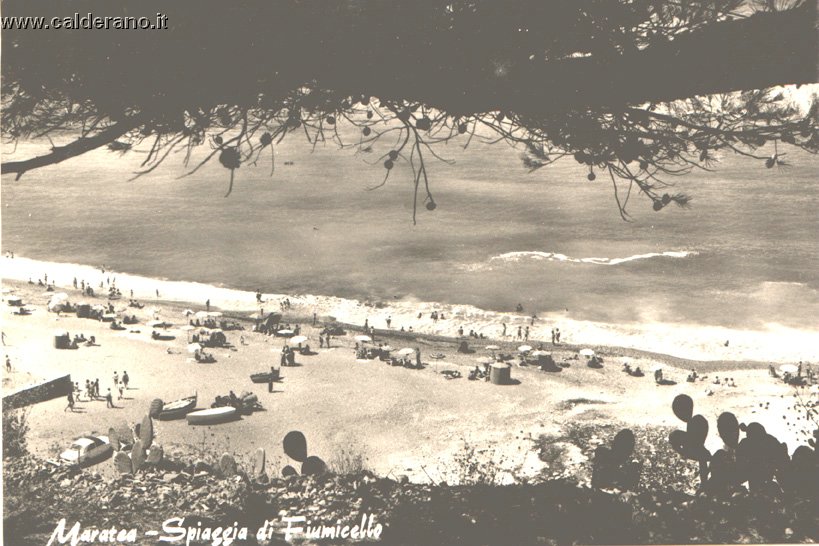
[219,453,238,477]
[591,429,638,490]
[281,431,327,477]
[252,447,266,478]
[139,415,153,448]
[146,445,164,465]
[669,394,711,485]
[113,451,133,475]
[132,439,147,472]
[108,427,121,451]
[149,399,164,419]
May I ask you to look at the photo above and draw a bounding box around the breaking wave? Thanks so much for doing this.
[488,250,698,266]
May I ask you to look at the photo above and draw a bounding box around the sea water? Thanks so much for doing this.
[2,134,818,361]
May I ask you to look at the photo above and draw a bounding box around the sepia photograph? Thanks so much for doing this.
[1,1,818,544]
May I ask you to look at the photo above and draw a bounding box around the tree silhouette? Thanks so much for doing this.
[2,0,817,221]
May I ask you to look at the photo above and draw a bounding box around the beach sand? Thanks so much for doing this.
[1,274,811,485]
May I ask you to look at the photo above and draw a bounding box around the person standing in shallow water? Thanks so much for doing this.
[206,299,210,312]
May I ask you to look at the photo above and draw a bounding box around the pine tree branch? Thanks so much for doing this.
[1,116,144,180]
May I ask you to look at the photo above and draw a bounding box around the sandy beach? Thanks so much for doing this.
[3,262,812,485]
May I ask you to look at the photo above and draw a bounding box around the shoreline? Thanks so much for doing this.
[2,255,817,363]
[2,273,811,483]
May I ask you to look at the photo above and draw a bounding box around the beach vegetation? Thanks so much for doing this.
[2,1,816,222]
[2,408,31,459]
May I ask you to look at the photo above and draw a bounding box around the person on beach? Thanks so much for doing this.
[113,372,119,386]
[206,299,210,312]
[94,379,100,398]
[256,291,262,304]
[312,312,317,326]
[64,391,74,412]
[5,355,10,372]
[122,371,129,389]
[555,328,561,344]
[156,289,160,298]
[386,316,392,329]
[364,319,369,330]
[516,303,523,312]
[415,347,422,368]
[524,326,530,341]
[105,389,114,408]
[517,326,522,340]
[118,382,124,400]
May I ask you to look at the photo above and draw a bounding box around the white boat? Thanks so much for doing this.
[186,406,238,425]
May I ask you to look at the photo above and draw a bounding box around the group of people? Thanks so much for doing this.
[458,327,487,340]
[318,328,334,348]
[66,371,130,411]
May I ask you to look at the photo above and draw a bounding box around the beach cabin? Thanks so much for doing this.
[490,362,512,385]
[54,330,72,349]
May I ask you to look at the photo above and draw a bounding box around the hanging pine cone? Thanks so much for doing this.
[219,147,241,170]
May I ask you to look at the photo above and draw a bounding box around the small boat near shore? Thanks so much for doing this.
[250,370,280,383]
[158,393,197,420]
[186,406,238,425]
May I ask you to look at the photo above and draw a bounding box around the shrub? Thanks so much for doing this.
[2,409,30,458]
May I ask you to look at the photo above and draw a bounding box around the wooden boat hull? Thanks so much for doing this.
[186,407,238,425]
[250,370,279,383]
[158,396,197,420]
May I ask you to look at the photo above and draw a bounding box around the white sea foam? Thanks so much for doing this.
[488,250,698,266]
[2,255,817,363]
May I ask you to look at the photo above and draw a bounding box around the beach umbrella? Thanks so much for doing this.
[779,364,798,374]
[397,348,415,356]
[579,348,595,357]
[485,345,500,351]
[277,329,294,335]
[187,343,201,353]
[530,350,551,357]
[380,345,393,352]
[194,311,210,319]
[517,345,533,353]
[476,357,494,364]
[180,325,196,331]
[207,311,223,318]
[182,309,194,316]
[290,335,308,344]
[354,335,372,342]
